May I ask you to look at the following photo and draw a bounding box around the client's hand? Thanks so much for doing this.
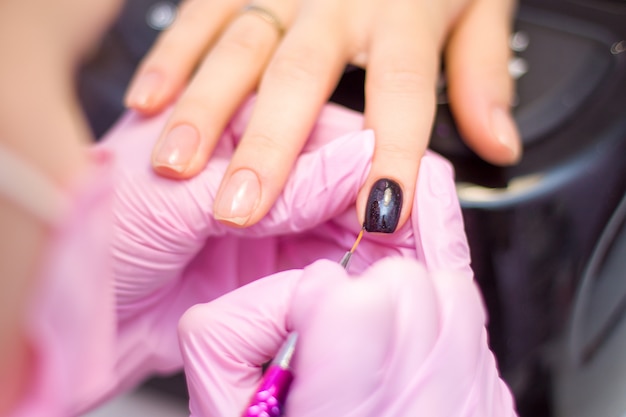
[125,0,521,232]
[178,259,516,417]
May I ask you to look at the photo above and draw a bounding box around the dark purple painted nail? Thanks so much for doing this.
[363,179,403,233]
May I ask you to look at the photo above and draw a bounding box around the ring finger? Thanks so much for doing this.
[212,0,350,226]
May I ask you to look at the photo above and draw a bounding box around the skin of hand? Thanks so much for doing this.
[0,0,122,413]
[125,0,521,230]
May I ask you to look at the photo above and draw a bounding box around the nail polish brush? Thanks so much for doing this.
[242,230,364,416]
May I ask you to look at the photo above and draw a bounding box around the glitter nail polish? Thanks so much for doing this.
[363,179,403,233]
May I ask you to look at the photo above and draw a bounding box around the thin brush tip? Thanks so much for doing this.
[350,228,365,253]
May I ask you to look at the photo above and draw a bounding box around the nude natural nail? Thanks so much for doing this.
[153,124,200,173]
[363,179,403,233]
[491,107,522,162]
[125,71,163,109]
[214,169,261,226]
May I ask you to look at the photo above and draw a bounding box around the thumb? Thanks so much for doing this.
[178,257,516,417]
[179,258,403,417]
[177,268,302,417]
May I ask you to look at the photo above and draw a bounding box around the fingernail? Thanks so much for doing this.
[214,169,261,226]
[491,107,522,162]
[363,178,403,233]
[153,124,200,173]
[125,71,163,109]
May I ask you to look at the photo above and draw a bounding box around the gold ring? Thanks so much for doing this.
[240,5,286,37]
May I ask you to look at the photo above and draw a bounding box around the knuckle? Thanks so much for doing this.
[145,33,182,64]
[371,68,434,97]
[243,132,283,153]
[172,95,207,117]
[165,0,206,35]
[167,94,218,129]
[268,45,328,86]
[176,0,214,22]
[220,21,270,56]
[236,132,293,177]
[147,25,199,62]
[376,140,420,163]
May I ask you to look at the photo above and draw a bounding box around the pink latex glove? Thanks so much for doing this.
[5,151,116,417]
[7,97,373,416]
[179,258,517,417]
[7,93,481,417]
[169,100,516,415]
[94,95,472,405]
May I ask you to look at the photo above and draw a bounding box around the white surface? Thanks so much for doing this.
[82,387,188,417]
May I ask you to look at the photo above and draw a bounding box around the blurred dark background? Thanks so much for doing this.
[78,1,626,416]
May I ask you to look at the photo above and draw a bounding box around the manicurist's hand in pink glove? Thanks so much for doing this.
[96,94,472,400]
[179,258,517,417]
[173,127,517,415]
